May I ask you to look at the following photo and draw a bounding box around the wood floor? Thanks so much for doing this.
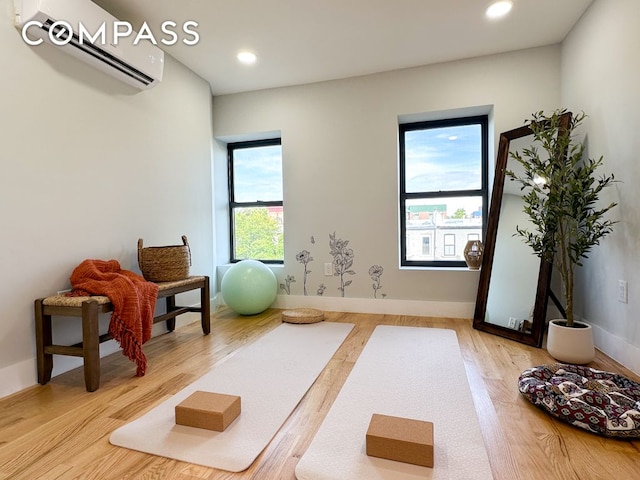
[1,308,640,479]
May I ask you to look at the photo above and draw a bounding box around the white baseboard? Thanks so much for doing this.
[14,299,635,400]
[592,323,640,375]
[0,299,212,401]
[216,293,475,319]
[0,358,38,400]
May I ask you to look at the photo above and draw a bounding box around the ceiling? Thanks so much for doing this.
[92,0,593,95]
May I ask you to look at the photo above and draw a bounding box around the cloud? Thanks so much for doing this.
[233,145,283,201]
[404,124,482,193]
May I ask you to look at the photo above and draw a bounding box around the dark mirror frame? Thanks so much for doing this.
[471,114,571,347]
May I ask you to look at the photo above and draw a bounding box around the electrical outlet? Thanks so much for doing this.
[324,263,333,276]
[618,280,628,304]
[508,317,517,329]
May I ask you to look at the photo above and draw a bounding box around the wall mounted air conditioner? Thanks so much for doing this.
[14,0,164,89]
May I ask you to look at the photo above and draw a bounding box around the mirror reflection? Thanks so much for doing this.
[472,121,558,347]
[484,136,540,333]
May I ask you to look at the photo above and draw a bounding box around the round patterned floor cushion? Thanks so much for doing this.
[518,363,640,438]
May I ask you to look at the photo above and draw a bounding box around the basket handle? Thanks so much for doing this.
[137,238,143,268]
[182,235,192,266]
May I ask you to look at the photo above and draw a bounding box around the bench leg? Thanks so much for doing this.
[35,299,53,385]
[201,277,211,335]
[82,300,101,392]
[165,296,176,332]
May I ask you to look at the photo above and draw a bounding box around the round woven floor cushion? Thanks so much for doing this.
[518,363,640,438]
[281,308,324,324]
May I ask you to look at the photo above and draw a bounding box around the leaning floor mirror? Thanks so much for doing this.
[472,114,571,347]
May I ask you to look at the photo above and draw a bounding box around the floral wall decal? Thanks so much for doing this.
[329,232,355,297]
[369,265,385,298]
[296,249,313,295]
[280,274,296,295]
[284,231,389,299]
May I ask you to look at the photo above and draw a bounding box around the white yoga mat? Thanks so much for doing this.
[295,326,494,480]
[110,321,354,472]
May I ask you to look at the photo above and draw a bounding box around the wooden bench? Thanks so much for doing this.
[35,275,210,392]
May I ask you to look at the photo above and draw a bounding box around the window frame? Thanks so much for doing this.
[443,234,456,257]
[399,115,488,268]
[227,138,283,264]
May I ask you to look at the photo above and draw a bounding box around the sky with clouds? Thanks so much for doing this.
[405,123,482,193]
[233,144,283,202]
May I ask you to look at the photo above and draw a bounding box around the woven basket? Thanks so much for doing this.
[138,235,191,282]
[281,308,325,324]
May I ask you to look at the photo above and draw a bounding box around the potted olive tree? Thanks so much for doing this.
[506,109,617,363]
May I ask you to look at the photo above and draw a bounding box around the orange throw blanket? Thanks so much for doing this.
[69,259,159,376]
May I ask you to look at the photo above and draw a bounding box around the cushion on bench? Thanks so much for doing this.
[156,276,207,291]
[42,295,110,307]
[41,276,207,308]
[518,363,640,438]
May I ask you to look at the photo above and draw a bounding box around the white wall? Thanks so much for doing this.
[212,46,561,316]
[562,0,640,371]
[0,0,215,398]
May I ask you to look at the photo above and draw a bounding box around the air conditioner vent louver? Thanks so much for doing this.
[14,0,164,90]
[42,19,155,87]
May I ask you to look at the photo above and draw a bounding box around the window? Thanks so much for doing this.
[228,138,283,263]
[399,115,488,267]
[443,234,456,256]
[421,236,431,255]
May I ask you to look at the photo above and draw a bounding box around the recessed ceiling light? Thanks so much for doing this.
[486,1,513,19]
[237,51,257,65]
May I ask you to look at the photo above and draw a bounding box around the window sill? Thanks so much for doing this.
[399,266,481,272]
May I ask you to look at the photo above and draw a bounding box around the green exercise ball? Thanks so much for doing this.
[221,259,278,315]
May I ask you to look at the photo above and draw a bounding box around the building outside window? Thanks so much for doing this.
[443,234,456,256]
[399,115,488,267]
[228,138,283,263]
[421,236,431,255]
[468,232,480,241]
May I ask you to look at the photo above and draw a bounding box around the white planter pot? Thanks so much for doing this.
[546,319,595,364]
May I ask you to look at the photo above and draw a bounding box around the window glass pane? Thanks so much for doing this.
[404,124,482,193]
[233,145,283,202]
[443,234,455,256]
[421,236,431,255]
[233,206,284,261]
[404,196,483,262]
